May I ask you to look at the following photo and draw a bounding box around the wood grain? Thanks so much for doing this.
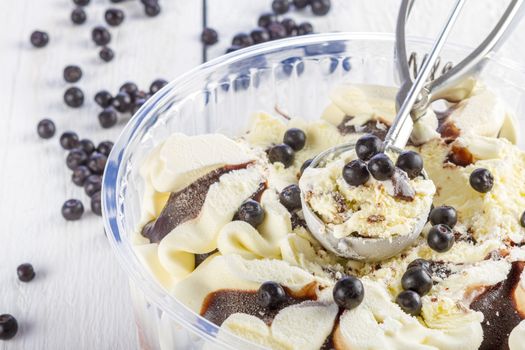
[0,1,202,349]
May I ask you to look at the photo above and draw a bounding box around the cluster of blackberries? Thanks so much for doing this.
[342,134,424,189]
[94,79,167,129]
[425,205,458,253]
[267,128,307,168]
[37,121,113,221]
[396,259,433,316]
[71,0,160,25]
[91,26,115,62]
[60,131,114,220]
[201,0,331,54]
[273,0,331,16]
[29,0,169,224]
[140,0,162,17]
[32,0,163,62]
[224,10,317,54]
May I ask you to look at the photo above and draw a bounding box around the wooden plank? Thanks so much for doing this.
[0,0,202,349]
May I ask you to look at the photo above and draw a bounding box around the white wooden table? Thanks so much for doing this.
[1,0,524,349]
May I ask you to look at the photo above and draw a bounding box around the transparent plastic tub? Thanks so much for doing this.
[102,33,525,350]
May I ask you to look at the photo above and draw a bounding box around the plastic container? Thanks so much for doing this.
[102,32,525,350]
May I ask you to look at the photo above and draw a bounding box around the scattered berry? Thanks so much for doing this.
[94,90,113,108]
[37,119,56,139]
[225,45,241,54]
[293,0,310,9]
[268,144,295,168]
[356,134,382,161]
[17,263,35,282]
[134,90,149,100]
[407,258,431,273]
[429,206,457,228]
[257,281,286,309]
[91,191,102,216]
[342,159,370,186]
[71,7,87,25]
[98,107,118,128]
[92,26,111,46]
[131,98,146,114]
[66,148,88,170]
[297,22,313,35]
[150,79,168,94]
[272,0,290,14]
[60,131,79,150]
[72,165,92,186]
[401,266,432,295]
[0,314,18,340]
[236,199,265,228]
[97,141,113,156]
[61,199,84,221]
[105,8,125,26]
[120,82,138,98]
[333,276,364,310]
[469,168,494,193]
[367,153,395,181]
[30,30,49,48]
[232,33,253,48]
[63,65,82,83]
[396,290,422,316]
[87,152,107,174]
[144,3,161,17]
[281,18,297,35]
[267,22,287,40]
[84,175,102,197]
[283,128,306,151]
[73,0,90,6]
[396,150,423,179]
[279,184,302,210]
[111,92,132,113]
[250,28,270,44]
[310,0,331,15]
[201,27,218,45]
[99,46,115,62]
[78,139,95,154]
[427,224,455,253]
[258,12,276,28]
[64,87,84,108]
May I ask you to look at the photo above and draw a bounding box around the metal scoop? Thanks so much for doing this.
[394,0,525,141]
[300,0,524,261]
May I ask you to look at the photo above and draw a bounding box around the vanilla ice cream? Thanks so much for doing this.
[133,83,525,350]
[299,150,435,239]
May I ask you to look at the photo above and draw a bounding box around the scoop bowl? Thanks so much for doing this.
[300,143,432,261]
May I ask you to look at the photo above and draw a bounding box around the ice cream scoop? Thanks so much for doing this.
[301,0,524,261]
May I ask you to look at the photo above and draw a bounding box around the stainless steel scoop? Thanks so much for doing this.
[300,0,524,261]
[394,0,525,148]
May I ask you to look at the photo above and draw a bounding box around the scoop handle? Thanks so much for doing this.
[430,0,525,101]
[385,0,466,150]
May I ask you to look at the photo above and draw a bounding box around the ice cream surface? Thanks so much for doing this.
[299,150,435,239]
[134,82,525,350]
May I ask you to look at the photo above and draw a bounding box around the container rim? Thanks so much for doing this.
[101,31,525,349]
